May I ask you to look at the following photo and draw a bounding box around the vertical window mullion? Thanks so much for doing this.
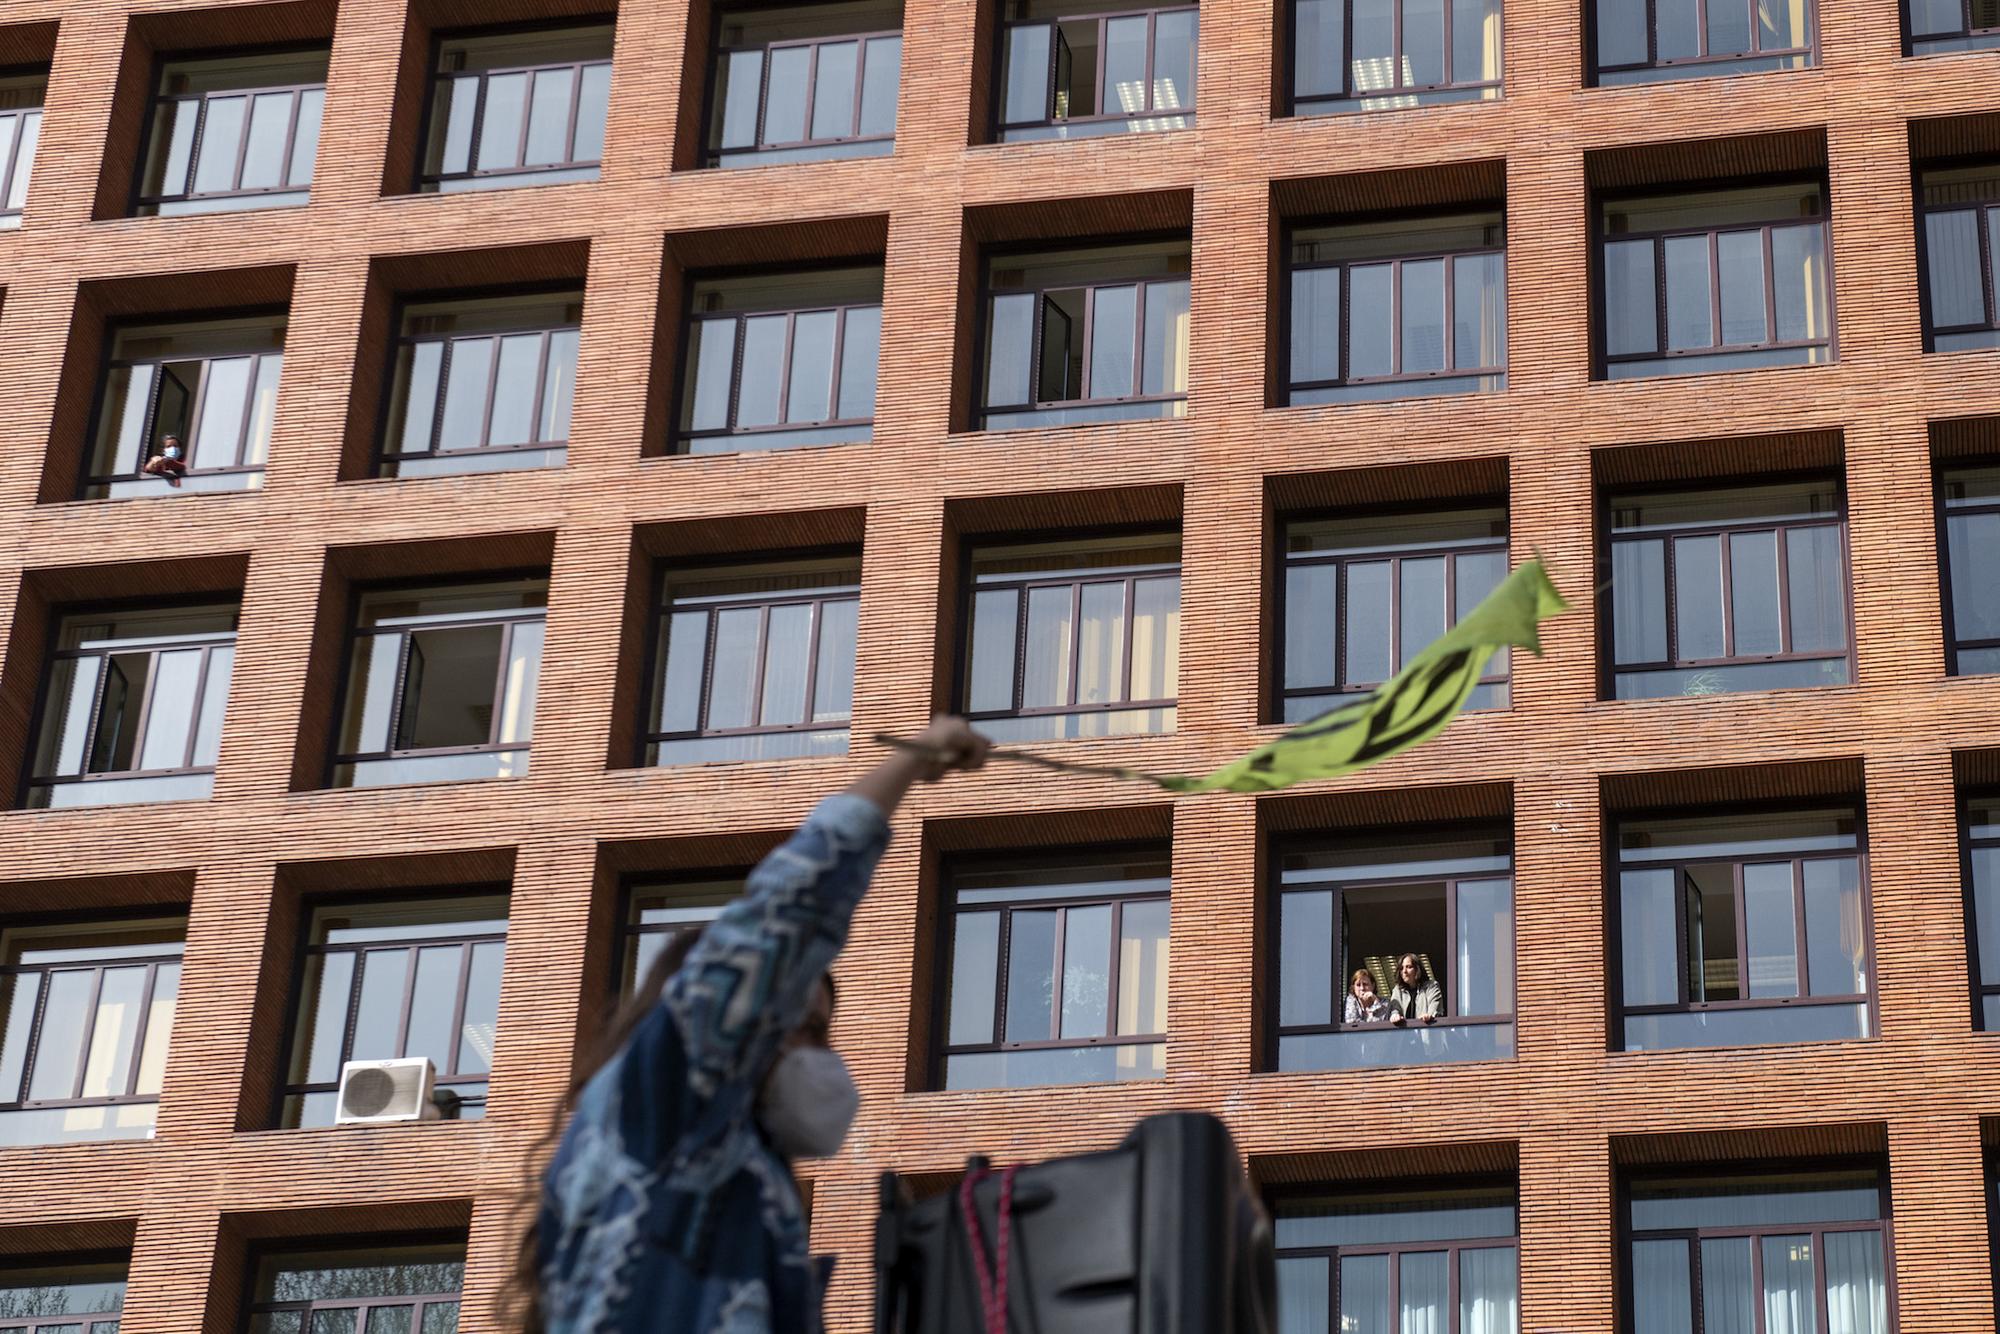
[1717,529,1736,659]
[725,315,748,432]
[181,97,211,199]
[1343,0,1357,96]
[1131,281,1148,402]
[1791,858,1811,997]
[464,74,491,179]
[564,60,588,163]
[337,946,368,1073]
[1761,225,1779,347]
[181,358,215,473]
[123,648,165,776]
[1388,555,1403,676]
[775,312,797,425]
[1079,286,1098,402]
[989,904,1011,1046]
[526,331,552,445]
[1119,576,1138,704]
[1105,898,1125,1037]
[120,961,160,1099]
[179,646,215,770]
[391,945,421,1060]
[1731,860,1751,993]
[1390,259,1404,376]
[485,620,515,748]
[1338,260,1353,384]
[1393,0,1407,86]
[77,647,114,777]
[229,352,263,467]
[1141,13,1159,114]
[1774,521,1795,654]
[1654,237,1670,361]
[1011,582,1031,713]
[1048,905,1067,1040]
[1983,207,1998,330]
[1675,866,1692,1007]
[1066,581,1085,708]
[442,941,473,1080]
[1444,880,1459,1017]
[825,302,849,423]
[66,967,109,1103]
[747,603,773,729]
[277,86,306,189]
[1442,253,1458,371]
[227,90,259,193]
[694,609,719,735]
[383,630,417,754]
[800,596,826,724]
[475,334,503,450]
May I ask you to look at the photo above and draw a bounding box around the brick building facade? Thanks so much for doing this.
[0,0,1996,1329]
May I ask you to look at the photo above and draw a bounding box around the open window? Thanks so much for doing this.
[996,1,1196,142]
[417,22,613,193]
[134,47,326,216]
[705,0,902,168]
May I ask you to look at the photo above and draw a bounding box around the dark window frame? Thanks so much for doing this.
[613,872,743,996]
[672,272,882,452]
[1607,801,1877,1051]
[239,1232,466,1333]
[993,4,1199,139]
[1586,0,1819,84]
[0,64,47,224]
[0,1250,129,1334]
[1960,790,2000,1030]
[1614,1162,1898,1334]
[374,282,582,476]
[1284,0,1504,114]
[1598,474,1855,698]
[324,570,548,785]
[129,42,327,214]
[1905,0,2000,54]
[1279,212,1508,401]
[1912,156,2000,352]
[21,597,239,805]
[703,25,903,166]
[0,909,186,1128]
[953,527,1182,732]
[412,16,615,194]
[642,551,862,761]
[931,846,1171,1088]
[1938,461,2000,675]
[272,885,510,1127]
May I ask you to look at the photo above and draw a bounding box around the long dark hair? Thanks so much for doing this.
[500,928,705,1331]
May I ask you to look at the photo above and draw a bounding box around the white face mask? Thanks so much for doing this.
[757,1045,858,1159]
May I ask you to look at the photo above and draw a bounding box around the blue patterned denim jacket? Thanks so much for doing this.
[535,794,891,1334]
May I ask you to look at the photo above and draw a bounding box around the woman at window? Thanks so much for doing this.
[1388,952,1442,1026]
[1344,968,1392,1024]
[515,717,990,1334]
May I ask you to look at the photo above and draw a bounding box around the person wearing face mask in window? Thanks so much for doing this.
[516,717,991,1334]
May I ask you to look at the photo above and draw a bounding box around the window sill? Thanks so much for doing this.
[1611,1033,1876,1059]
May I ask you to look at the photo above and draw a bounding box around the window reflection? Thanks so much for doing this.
[0,71,45,227]
[1292,0,1502,114]
[419,25,613,193]
[997,1,1195,141]
[1592,0,1814,84]
[0,1258,128,1331]
[246,1240,465,1332]
[1944,467,2000,676]
[707,0,902,167]
[135,49,327,216]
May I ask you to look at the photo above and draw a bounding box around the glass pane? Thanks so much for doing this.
[1089,286,1138,399]
[367,1308,414,1334]
[1663,235,1715,351]
[764,46,811,144]
[1613,538,1669,664]
[1458,1246,1517,1334]
[93,363,155,478]
[1351,0,1396,92]
[810,42,859,141]
[392,343,442,454]
[246,354,282,466]
[1708,0,1754,56]
[706,607,762,729]
[35,657,99,778]
[27,970,96,1100]
[1291,268,1342,384]
[858,37,901,137]
[736,316,787,429]
[475,72,528,171]
[1284,563,1339,691]
[1758,0,1806,48]
[1949,509,2000,648]
[1657,0,1701,59]
[457,940,504,1076]
[1802,858,1866,997]
[572,64,611,164]
[1344,561,1394,684]
[397,624,506,749]
[89,654,148,775]
[310,1311,357,1334]
[1401,258,1447,374]
[1404,0,1448,86]
[1116,898,1168,1037]
[487,334,543,447]
[948,911,1000,1045]
[1399,556,1449,664]
[1717,231,1768,346]
[1674,534,1727,661]
[1152,10,1196,112]
[786,311,838,424]
[340,634,402,755]
[1785,526,1847,653]
[1975,846,2000,989]
[1771,225,1829,344]
[1023,585,1075,708]
[985,293,1037,407]
[1699,1237,1756,1334]
[1728,529,1783,656]
[6,110,34,211]
[1452,0,1503,84]
[402,945,464,1074]
[685,320,737,433]
[432,79,477,175]
[350,947,411,1061]
[759,604,814,726]
[1620,867,1680,1007]
[1399,1251,1448,1334]
[1141,280,1190,396]
[0,973,41,1099]
[1339,1253,1391,1334]
[1277,1255,1331,1334]
[1348,264,1394,378]
[76,965,145,1097]
[1687,862,1740,1002]
[1075,582,1127,706]
[1057,904,1112,1039]
[136,649,204,771]
[238,91,295,191]
[1453,251,1505,370]
[655,611,707,734]
[1280,889,1333,1027]
[523,66,576,167]
[1003,24,1054,124]
[421,1303,459,1334]
[134,961,178,1096]
[191,96,246,194]
[811,598,858,723]
[717,49,763,149]
[1604,239,1659,357]
[1630,1239,1693,1334]
[144,100,194,198]
[293,951,354,1084]
[1822,1231,1888,1334]
[290,86,327,186]
[1742,862,1800,999]
[1761,1236,1817,1334]
[437,339,495,451]
[1004,910,1058,1042]
[838,306,881,420]
[1130,575,1179,700]
[1103,16,1149,115]
[540,329,578,443]
[1295,0,1345,97]
[1911,0,1961,35]
[1456,877,1514,1016]
[968,588,1020,713]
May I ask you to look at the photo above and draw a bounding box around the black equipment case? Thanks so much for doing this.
[871,1111,1276,1334]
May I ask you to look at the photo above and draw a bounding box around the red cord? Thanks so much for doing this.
[958,1165,1018,1334]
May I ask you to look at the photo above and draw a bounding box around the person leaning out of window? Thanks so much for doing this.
[1343,968,1392,1024]
[1388,952,1443,1027]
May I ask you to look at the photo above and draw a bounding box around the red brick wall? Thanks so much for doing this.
[0,0,1996,1329]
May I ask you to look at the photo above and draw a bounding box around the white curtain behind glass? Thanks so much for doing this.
[1760,1236,1817,1334]
[1458,1246,1518,1334]
[1823,1232,1888,1334]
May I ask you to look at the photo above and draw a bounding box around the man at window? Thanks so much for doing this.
[1389,952,1441,1027]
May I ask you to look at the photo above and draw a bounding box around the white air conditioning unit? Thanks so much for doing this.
[334,1057,440,1125]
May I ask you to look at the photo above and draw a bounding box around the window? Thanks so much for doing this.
[1918,165,2000,353]
[418,24,612,193]
[648,558,859,765]
[937,853,1169,1090]
[280,895,507,1128]
[1274,1185,1518,1334]
[1280,509,1509,723]
[961,534,1180,741]
[1963,795,2000,1028]
[380,291,580,479]
[1287,213,1506,404]
[332,578,545,788]
[84,313,285,499]
[26,604,237,809]
[0,1258,127,1333]
[1943,465,2000,676]
[676,268,881,453]
[997,2,1196,141]
[1623,1168,1892,1334]
[245,1240,464,1332]
[979,240,1190,429]
[1290,0,1502,114]
[1591,0,1814,83]
[1909,0,2000,54]
[0,917,183,1147]
[135,49,326,216]
[1274,832,1513,1070]
[620,879,740,994]
[706,0,901,167]
[0,71,45,227]
[1598,183,1832,379]
[1615,808,1871,1051]
[1606,480,1849,700]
